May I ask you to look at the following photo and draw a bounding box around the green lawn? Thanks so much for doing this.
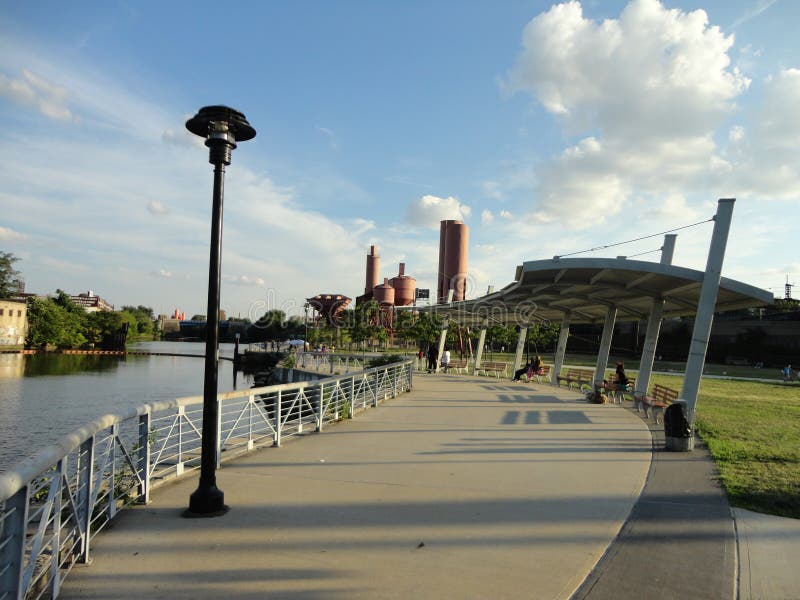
[620,372,800,519]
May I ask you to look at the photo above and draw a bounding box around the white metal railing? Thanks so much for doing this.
[0,360,412,599]
[296,351,371,374]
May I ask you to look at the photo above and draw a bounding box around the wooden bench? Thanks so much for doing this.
[634,383,678,423]
[597,377,636,404]
[480,361,508,378]
[556,368,593,390]
[446,358,469,374]
[526,364,551,384]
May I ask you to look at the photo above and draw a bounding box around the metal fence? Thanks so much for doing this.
[0,360,412,599]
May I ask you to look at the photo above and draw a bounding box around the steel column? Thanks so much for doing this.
[436,320,448,372]
[636,234,676,396]
[682,199,736,423]
[513,326,528,374]
[594,306,618,383]
[473,326,487,375]
[551,313,572,385]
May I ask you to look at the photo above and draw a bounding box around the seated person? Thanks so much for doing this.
[613,362,630,390]
[513,360,532,381]
[526,355,543,381]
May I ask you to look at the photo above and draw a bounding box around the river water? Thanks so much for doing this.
[0,341,251,473]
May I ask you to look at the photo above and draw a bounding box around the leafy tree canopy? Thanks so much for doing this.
[0,251,21,299]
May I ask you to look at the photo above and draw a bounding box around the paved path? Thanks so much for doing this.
[58,374,797,599]
[61,375,651,599]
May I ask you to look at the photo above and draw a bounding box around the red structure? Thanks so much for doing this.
[437,220,469,302]
[365,245,380,295]
[306,294,352,325]
[390,263,416,306]
[373,278,396,306]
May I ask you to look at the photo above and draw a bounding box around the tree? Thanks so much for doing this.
[0,251,21,299]
[85,311,126,346]
[121,305,156,338]
[26,296,87,349]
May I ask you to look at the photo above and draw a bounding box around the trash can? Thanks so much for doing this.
[664,400,694,452]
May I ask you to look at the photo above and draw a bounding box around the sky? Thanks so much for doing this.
[1,0,798,320]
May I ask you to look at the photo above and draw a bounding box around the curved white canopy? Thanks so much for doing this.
[417,257,773,326]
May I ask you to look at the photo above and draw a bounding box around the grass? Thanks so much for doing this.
[618,371,800,518]
[689,377,800,519]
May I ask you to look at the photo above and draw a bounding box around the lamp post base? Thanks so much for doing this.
[183,485,229,518]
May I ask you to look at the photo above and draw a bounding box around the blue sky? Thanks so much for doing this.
[1,0,797,319]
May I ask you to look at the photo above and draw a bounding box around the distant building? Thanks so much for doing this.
[70,291,114,313]
[0,300,28,346]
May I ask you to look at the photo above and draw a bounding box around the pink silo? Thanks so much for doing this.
[373,278,395,306]
[390,262,416,306]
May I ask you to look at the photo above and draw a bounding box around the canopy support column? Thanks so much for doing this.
[513,326,528,374]
[551,313,571,385]
[436,320,448,373]
[636,234,676,396]
[594,306,618,383]
[473,326,487,375]
[636,299,665,395]
[681,198,735,424]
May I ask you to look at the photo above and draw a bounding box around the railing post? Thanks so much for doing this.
[373,370,379,407]
[50,460,64,598]
[177,405,185,476]
[274,390,282,447]
[77,437,94,564]
[349,376,356,418]
[317,383,324,432]
[0,485,29,599]
[247,393,255,450]
[137,413,151,504]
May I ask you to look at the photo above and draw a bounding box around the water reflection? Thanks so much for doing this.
[0,354,24,379]
[23,353,123,377]
[0,342,250,473]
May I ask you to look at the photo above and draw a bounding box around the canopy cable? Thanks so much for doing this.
[553,217,713,259]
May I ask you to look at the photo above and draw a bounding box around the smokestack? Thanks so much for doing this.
[437,220,469,302]
[365,245,380,294]
[398,262,405,276]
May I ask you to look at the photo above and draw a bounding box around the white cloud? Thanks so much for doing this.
[722,69,800,200]
[503,0,750,225]
[730,0,780,30]
[225,275,266,287]
[0,226,27,241]
[0,69,73,121]
[147,200,169,215]
[481,209,494,225]
[154,269,172,278]
[406,195,471,229]
[161,127,204,148]
[499,210,513,219]
[317,127,339,150]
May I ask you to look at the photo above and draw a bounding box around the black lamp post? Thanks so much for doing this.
[184,106,255,517]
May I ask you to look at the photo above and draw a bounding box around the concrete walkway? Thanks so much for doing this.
[58,374,796,599]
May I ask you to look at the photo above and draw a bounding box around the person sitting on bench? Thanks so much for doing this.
[513,360,532,381]
[613,362,630,390]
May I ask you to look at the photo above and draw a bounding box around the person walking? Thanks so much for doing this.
[441,348,451,373]
[426,345,438,373]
